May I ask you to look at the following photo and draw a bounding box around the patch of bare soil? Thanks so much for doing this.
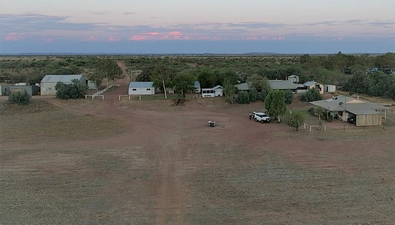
[1,83,395,224]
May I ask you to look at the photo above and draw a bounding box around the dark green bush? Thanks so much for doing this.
[55,79,87,99]
[248,88,258,102]
[300,88,322,102]
[236,91,250,104]
[7,90,31,105]
[284,90,293,104]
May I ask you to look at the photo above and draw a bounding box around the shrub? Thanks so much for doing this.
[7,90,31,105]
[300,88,322,102]
[55,79,87,99]
[236,91,250,104]
[248,88,258,102]
[260,89,268,102]
[285,110,305,131]
[284,90,293,104]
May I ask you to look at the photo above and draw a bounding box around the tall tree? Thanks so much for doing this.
[247,74,271,92]
[172,71,195,98]
[264,90,287,123]
[152,64,173,99]
[92,59,123,88]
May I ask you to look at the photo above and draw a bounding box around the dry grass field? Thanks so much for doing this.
[1,82,395,224]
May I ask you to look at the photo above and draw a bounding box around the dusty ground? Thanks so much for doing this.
[1,79,395,224]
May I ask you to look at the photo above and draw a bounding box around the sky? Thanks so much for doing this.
[0,0,394,54]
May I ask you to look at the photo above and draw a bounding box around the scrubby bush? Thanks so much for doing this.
[285,110,305,131]
[7,90,31,105]
[248,88,258,102]
[260,89,268,102]
[236,91,250,104]
[55,79,86,99]
[284,90,293,104]
[300,88,322,102]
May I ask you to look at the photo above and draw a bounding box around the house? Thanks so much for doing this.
[309,95,389,126]
[128,82,155,95]
[268,80,304,92]
[201,85,223,98]
[303,81,324,94]
[40,75,86,95]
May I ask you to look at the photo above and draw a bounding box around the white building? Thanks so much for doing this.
[201,85,223,98]
[128,82,155,95]
[40,75,86,95]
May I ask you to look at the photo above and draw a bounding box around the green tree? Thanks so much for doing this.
[285,110,305,131]
[55,79,87,99]
[7,90,31,105]
[264,90,287,122]
[172,71,195,98]
[300,88,322,102]
[284,90,293,104]
[152,64,174,99]
[223,81,236,103]
[236,91,250,104]
[247,74,271,92]
[92,59,123,88]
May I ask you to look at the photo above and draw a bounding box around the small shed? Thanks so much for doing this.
[0,84,11,96]
[128,82,155,95]
[193,81,201,93]
[324,84,336,93]
[10,85,39,96]
[201,85,223,98]
[304,81,324,94]
[40,75,86,95]
[287,75,300,83]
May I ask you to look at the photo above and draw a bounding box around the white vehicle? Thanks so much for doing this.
[252,112,271,123]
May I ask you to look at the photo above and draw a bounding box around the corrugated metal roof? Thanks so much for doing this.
[234,83,250,91]
[268,80,303,90]
[41,75,85,83]
[129,82,153,88]
[310,95,390,114]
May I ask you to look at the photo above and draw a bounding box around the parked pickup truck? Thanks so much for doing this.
[252,112,271,123]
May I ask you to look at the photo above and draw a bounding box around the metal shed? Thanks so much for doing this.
[40,75,86,95]
[128,82,155,95]
[10,85,39,96]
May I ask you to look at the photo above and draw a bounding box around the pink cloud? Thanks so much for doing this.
[108,37,121,42]
[143,32,159,35]
[4,33,25,41]
[81,36,98,41]
[129,35,148,41]
[124,12,136,15]
[169,31,183,36]
[43,38,53,42]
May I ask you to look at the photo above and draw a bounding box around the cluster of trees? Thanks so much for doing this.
[343,70,395,99]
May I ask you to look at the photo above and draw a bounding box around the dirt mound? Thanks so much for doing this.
[0,100,59,115]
